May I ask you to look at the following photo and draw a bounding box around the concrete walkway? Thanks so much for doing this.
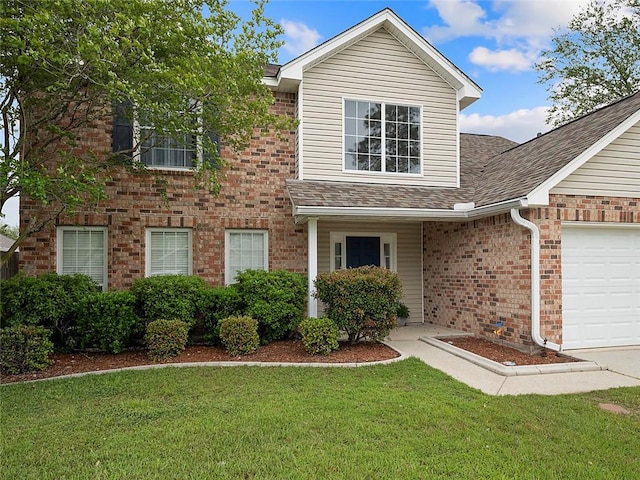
[386,324,640,396]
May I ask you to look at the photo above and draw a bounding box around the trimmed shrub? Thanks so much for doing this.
[131,275,208,325]
[234,270,306,344]
[299,317,339,355]
[144,319,189,361]
[218,316,259,356]
[0,273,98,349]
[195,285,244,343]
[75,291,139,353]
[0,325,54,375]
[314,266,402,344]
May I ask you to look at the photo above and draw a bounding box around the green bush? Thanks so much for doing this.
[0,325,54,375]
[234,270,306,344]
[299,317,339,355]
[218,316,260,356]
[75,291,139,353]
[131,275,208,325]
[144,319,189,361]
[0,273,99,349]
[195,285,244,343]
[314,266,402,344]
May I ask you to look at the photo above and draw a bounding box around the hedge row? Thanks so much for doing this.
[0,270,306,372]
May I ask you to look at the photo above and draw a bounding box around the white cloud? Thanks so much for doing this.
[423,0,590,71]
[468,46,536,72]
[460,106,551,143]
[280,19,322,57]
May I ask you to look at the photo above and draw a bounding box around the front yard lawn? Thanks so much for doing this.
[2,358,639,479]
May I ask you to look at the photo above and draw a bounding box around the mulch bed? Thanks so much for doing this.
[0,339,400,384]
[439,336,580,366]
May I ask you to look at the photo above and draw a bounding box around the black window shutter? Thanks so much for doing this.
[203,131,221,168]
[112,100,133,157]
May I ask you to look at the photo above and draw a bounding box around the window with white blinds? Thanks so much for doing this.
[57,227,107,289]
[225,230,268,284]
[146,229,192,276]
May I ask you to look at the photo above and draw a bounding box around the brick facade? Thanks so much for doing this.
[19,91,307,290]
[424,194,640,349]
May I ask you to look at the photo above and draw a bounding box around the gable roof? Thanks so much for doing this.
[474,91,640,207]
[266,8,482,110]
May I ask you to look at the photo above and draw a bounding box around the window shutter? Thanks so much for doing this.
[113,100,133,157]
[203,130,221,168]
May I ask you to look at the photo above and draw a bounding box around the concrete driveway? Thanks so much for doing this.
[568,346,640,380]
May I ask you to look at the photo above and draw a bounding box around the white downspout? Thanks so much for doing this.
[307,217,318,318]
[510,208,562,352]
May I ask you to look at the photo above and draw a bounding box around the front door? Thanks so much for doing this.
[346,236,380,268]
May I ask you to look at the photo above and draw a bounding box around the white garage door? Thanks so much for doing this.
[562,225,640,349]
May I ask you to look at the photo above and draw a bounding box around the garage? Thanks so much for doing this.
[562,224,640,349]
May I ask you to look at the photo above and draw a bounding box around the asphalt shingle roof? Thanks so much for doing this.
[474,91,640,207]
[287,91,640,212]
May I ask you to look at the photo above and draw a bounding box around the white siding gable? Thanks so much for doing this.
[552,121,640,198]
[301,27,459,187]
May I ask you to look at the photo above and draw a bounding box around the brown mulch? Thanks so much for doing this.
[440,336,580,366]
[0,340,400,384]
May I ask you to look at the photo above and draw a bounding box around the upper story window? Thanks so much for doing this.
[138,129,197,169]
[112,101,219,171]
[344,100,421,175]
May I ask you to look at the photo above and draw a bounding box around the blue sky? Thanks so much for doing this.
[1,0,590,227]
[230,0,591,143]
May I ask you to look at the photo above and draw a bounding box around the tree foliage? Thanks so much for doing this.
[0,0,292,264]
[535,0,640,126]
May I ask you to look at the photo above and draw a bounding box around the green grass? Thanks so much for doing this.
[2,358,639,479]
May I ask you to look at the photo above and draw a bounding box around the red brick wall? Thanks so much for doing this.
[424,214,534,348]
[20,91,307,289]
[424,195,640,349]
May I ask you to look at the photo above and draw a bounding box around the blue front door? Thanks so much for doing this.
[346,236,380,268]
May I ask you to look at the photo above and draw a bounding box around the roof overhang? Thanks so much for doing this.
[264,8,482,109]
[292,198,527,224]
[527,109,640,205]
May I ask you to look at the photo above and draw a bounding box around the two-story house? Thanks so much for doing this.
[20,9,640,351]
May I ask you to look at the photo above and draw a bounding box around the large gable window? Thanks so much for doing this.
[344,100,421,174]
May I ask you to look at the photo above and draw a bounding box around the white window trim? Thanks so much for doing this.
[225,229,269,285]
[56,226,108,290]
[145,228,193,277]
[342,98,423,176]
[133,106,204,171]
[330,232,397,272]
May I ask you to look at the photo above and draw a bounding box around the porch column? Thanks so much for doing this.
[307,217,318,318]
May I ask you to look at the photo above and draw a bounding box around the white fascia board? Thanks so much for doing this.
[276,9,481,106]
[279,10,394,81]
[527,111,640,206]
[293,198,526,222]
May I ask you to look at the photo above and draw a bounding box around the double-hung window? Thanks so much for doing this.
[57,227,107,290]
[344,100,421,174]
[135,105,200,170]
[112,100,219,170]
[225,230,268,284]
[146,228,193,276]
